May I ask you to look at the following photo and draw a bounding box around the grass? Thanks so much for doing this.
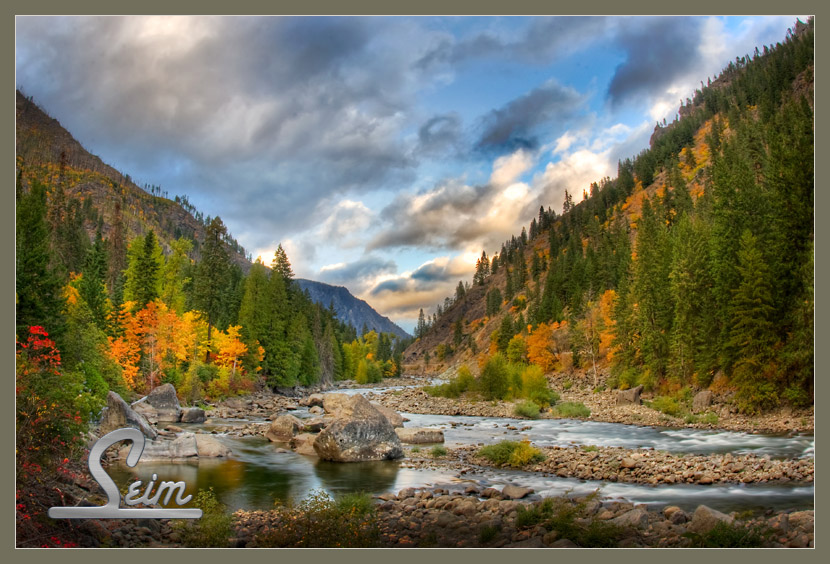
[175,488,233,547]
[552,401,590,418]
[478,440,545,468]
[410,446,421,453]
[513,400,541,419]
[580,444,599,452]
[514,492,624,548]
[253,490,380,548]
[430,445,447,458]
[478,524,501,544]
[683,521,770,548]
[647,396,683,417]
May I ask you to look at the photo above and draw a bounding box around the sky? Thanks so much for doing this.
[15,15,806,333]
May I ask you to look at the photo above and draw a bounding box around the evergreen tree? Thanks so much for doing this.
[78,230,110,332]
[124,230,163,310]
[192,218,231,360]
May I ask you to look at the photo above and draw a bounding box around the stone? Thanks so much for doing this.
[787,510,814,532]
[306,393,325,407]
[693,390,714,412]
[395,427,445,444]
[611,507,649,529]
[145,383,182,422]
[687,505,734,534]
[664,506,688,524]
[322,393,352,416]
[265,414,304,442]
[616,385,643,405]
[550,538,579,548]
[100,391,158,439]
[371,402,405,428]
[302,418,327,433]
[308,406,325,415]
[180,407,206,423]
[620,457,638,469]
[500,485,533,499]
[312,395,403,462]
[131,399,159,424]
[120,433,198,460]
[194,434,232,457]
[290,433,318,456]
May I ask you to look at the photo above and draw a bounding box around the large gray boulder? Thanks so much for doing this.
[120,433,198,460]
[265,414,305,442]
[322,393,352,417]
[687,505,734,534]
[371,402,404,428]
[313,395,403,462]
[100,391,158,439]
[693,391,714,412]
[395,427,444,444]
[194,434,232,457]
[145,383,182,422]
[180,407,206,423]
[290,433,318,456]
[616,385,643,406]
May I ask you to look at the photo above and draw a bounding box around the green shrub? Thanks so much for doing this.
[478,523,501,544]
[411,446,421,453]
[562,379,573,390]
[478,440,545,468]
[553,401,590,418]
[515,493,624,547]
[606,376,619,389]
[684,521,769,548]
[521,364,558,406]
[783,385,811,408]
[648,396,683,417]
[580,445,598,452]
[176,488,233,547]
[700,412,719,425]
[478,353,511,400]
[430,445,447,458]
[254,490,380,548]
[513,400,541,419]
[425,365,475,398]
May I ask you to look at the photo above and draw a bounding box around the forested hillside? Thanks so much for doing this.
[407,19,813,415]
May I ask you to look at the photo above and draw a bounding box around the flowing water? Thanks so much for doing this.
[107,390,814,514]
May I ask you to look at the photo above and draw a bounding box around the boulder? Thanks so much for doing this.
[100,391,158,439]
[120,433,198,460]
[395,427,445,444]
[145,383,182,422]
[194,434,232,457]
[309,406,325,415]
[313,395,403,462]
[306,393,325,407]
[290,433,318,456]
[687,505,734,534]
[180,407,206,423]
[616,385,643,406]
[611,507,649,529]
[371,402,404,428]
[693,391,714,412]
[322,393,352,416]
[265,414,305,443]
[500,485,534,499]
[130,398,159,424]
[787,510,814,532]
[302,418,327,433]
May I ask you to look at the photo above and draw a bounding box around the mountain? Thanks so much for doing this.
[406,19,813,412]
[296,279,411,339]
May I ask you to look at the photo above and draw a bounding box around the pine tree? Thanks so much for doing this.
[78,230,111,332]
[124,230,163,310]
[192,218,231,361]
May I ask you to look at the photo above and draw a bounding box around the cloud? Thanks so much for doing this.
[475,80,583,153]
[416,113,463,157]
[319,200,375,248]
[317,255,397,287]
[607,17,705,108]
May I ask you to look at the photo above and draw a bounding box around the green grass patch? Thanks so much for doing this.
[683,521,770,548]
[513,400,541,419]
[478,524,501,544]
[515,492,624,548]
[553,401,590,418]
[478,440,545,468]
[647,396,683,417]
[430,445,447,458]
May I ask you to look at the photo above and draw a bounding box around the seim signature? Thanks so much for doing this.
[48,427,202,519]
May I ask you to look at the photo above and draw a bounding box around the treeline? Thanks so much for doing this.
[420,18,813,414]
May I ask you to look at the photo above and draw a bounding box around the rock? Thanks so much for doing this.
[145,383,182,422]
[616,385,643,405]
[180,407,206,423]
[620,457,638,469]
[687,505,734,534]
[284,403,299,411]
[306,393,325,407]
[100,391,158,439]
[309,406,325,415]
[693,390,714,412]
[312,395,403,462]
[290,433,318,456]
[265,414,305,442]
[787,510,814,532]
[550,538,579,548]
[194,434,232,457]
[611,507,649,529]
[120,433,198,460]
[165,425,184,433]
[131,399,159,424]
[371,402,405,428]
[322,393,352,416]
[500,485,533,500]
[663,506,687,524]
[302,418,327,433]
[395,427,445,444]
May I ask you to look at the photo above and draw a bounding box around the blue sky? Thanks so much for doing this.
[15,15,805,332]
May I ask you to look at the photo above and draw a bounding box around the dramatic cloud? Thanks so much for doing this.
[317,255,398,288]
[607,17,705,108]
[416,113,463,157]
[475,80,584,152]
[319,200,375,249]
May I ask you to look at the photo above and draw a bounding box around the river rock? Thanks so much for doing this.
[121,432,198,460]
[500,485,533,499]
[372,402,405,428]
[305,393,325,407]
[130,398,159,424]
[302,418,327,433]
[194,434,232,457]
[687,505,734,534]
[616,385,643,405]
[145,383,182,422]
[313,395,403,462]
[290,433,318,456]
[100,391,158,439]
[395,427,445,444]
[787,510,814,532]
[308,406,325,415]
[181,407,206,423]
[693,391,714,412]
[265,414,304,442]
[322,393,352,416]
[612,507,649,529]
